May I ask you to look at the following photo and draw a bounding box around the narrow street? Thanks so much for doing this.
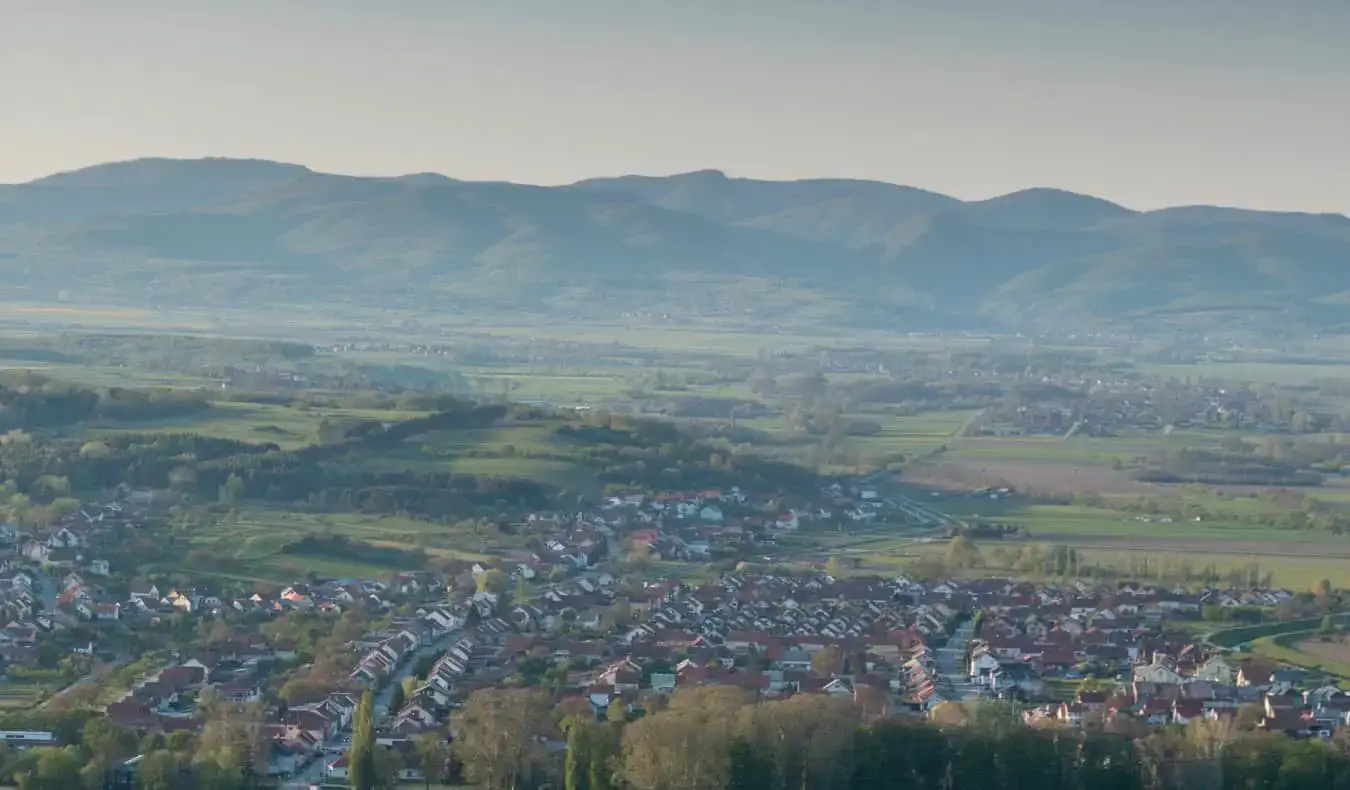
[935,617,980,702]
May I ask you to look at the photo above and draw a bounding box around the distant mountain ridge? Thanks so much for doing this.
[2,157,1348,334]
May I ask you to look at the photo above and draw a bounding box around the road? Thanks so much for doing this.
[288,628,463,787]
[35,568,59,612]
[934,617,980,702]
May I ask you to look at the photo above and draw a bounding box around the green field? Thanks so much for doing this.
[339,421,604,494]
[1250,629,1350,680]
[948,503,1334,544]
[175,509,506,584]
[845,410,979,458]
[0,682,46,710]
[79,402,424,449]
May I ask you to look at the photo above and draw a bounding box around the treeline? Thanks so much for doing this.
[555,412,823,492]
[0,401,557,519]
[1068,486,1350,534]
[279,534,426,568]
[0,700,292,790]
[0,333,313,369]
[194,403,557,515]
[1134,448,1322,487]
[455,687,1350,790]
[976,542,1275,589]
[0,373,209,431]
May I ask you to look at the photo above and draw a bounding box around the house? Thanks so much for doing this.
[48,527,85,549]
[130,582,160,602]
[392,702,440,733]
[1133,656,1183,685]
[1194,655,1235,684]
[212,684,263,705]
[1237,660,1276,688]
[325,754,350,781]
[969,648,1001,680]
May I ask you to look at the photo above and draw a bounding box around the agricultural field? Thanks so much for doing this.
[937,502,1336,544]
[1286,635,1350,673]
[906,429,1240,495]
[845,410,980,459]
[0,682,46,711]
[1244,628,1350,682]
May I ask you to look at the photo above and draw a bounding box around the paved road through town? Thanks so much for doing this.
[935,617,980,702]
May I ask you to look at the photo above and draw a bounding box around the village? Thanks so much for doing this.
[0,483,1347,787]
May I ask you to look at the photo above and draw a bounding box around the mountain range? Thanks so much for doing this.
[2,157,1349,335]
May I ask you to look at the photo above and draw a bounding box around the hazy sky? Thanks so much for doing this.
[3,0,1348,213]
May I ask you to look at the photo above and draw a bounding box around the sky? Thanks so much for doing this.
[2,0,1348,214]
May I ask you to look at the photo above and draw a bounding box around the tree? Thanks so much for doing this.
[32,747,81,790]
[317,416,344,443]
[136,750,184,790]
[811,645,845,678]
[414,733,453,790]
[218,474,246,507]
[475,569,510,596]
[455,688,551,790]
[207,620,234,647]
[373,746,404,790]
[621,688,750,790]
[564,716,588,790]
[79,440,111,459]
[625,543,652,571]
[83,717,138,776]
[194,704,266,785]
[946,535,981,569]
[48,498,81,521]
[388,681,407,715]
[852,682,892,721]
[743,694,858,790]
[166,730,196,754]
[1076,674,1107,694]
[349,690,377,790]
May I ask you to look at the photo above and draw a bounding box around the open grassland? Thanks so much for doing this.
[1072,548,1350,589]
[908,428,1285,496]
[175,509,508,583]
[79,401,424,449]
[740,408,979,469]
[340,421,604,495]
[941,503,1340,545]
